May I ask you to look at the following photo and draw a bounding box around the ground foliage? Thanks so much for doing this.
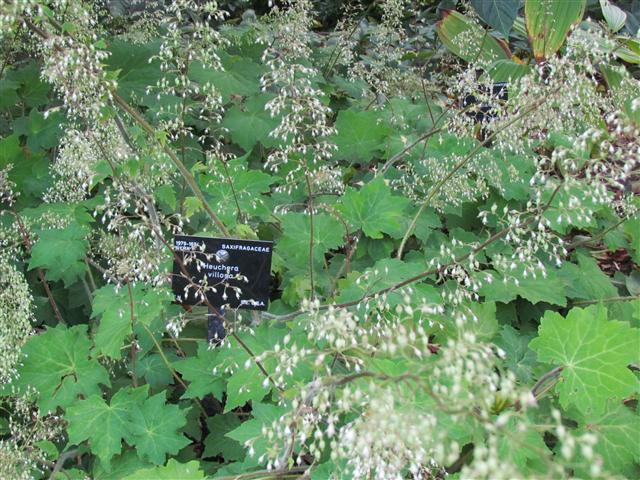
[0,0,639,479]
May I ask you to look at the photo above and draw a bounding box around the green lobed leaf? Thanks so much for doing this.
[226,402,288,468]
[529,306,640,416]
[173,341,226,400]
[338,177,410,239]
[558,252,617,301]
[188,52,263,104]
[28,222,89,287]
[477,266,567,306]
[202,157,276,227]
[331,109,392,162]
[8,325,110,412]
[13,109,66,152]
[123,459,205,479]
[93,450,152,479]
[276,212,344,274]
[92,285,134,359]
[497,418,551,474]
[218,323,290,413]
[66,386,149,469]
[135,354,174,390]
[222,95,280,152]
[203,413,245,461]
[92,285,171,359]
[495,325,537,384]
[127,392,191,465]
[107,40,161,102]
[7,62,51,107]
[0,78,19,108]
[573,402,640,476]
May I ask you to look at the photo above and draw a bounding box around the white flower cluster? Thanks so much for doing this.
[40,33,113,122]
[348,0,420,99]
[96,228,170,286]
[254,332,532,478]
[45,121,130,203]
[0,0,38,40]
[0,261,33,384]
[0,166,17,206]
[149,0,229,142]
[0,391,63,480]
[432,333,526,415]
[394,147,502,209]
[335,388,441,480]
[260,0,338,193]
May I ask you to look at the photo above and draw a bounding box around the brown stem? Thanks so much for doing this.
[232,331,281,391]
[12,209,66,325]
[379,125,443,173]
[47,449,79,480]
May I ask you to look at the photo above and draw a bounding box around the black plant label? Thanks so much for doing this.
[172,235,273,310]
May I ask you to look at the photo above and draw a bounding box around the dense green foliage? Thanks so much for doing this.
[0,1,639,479]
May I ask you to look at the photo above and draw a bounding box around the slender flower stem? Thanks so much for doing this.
[305,172,315,298]
[138,321,207,415]
[110,92,230,236]
[264,183,563,322]
[396,93,557,259]
[127,283,138,388]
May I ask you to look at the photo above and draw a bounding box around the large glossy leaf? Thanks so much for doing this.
[525,0,586,61]
[471,0,521,37]
[484,59,532,82]
[437,10,511,64]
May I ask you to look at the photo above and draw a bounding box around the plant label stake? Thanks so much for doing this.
[172,235,273,344]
